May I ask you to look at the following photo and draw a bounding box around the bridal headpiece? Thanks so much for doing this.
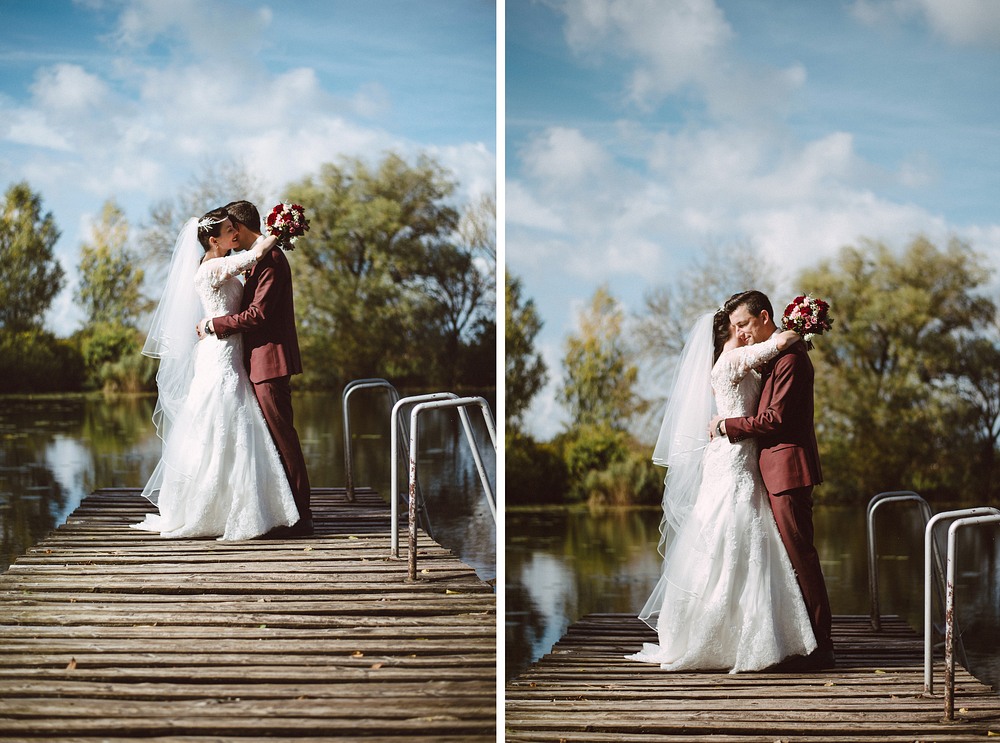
[197,215,228,230]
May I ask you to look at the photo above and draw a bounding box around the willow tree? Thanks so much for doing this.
[285,152,488,388]
[800,236,996,502]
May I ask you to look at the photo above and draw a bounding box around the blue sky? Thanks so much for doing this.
[506,0,1000,439]
[0,0,496,335]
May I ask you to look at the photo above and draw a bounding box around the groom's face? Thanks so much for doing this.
[730,304,769,345]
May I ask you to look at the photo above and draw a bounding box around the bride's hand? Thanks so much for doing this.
[252,234,280,260]
[775,330,801,351]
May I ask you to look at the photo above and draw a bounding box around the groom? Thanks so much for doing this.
[198,200,312,537]
[710,289,834,670]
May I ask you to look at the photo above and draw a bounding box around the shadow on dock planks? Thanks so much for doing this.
[0,487,496,741]
[506,613,1000,742]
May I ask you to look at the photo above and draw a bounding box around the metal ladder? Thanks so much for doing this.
[341,379,497,575]
[341,378,432,535]
[867,491,1000,719]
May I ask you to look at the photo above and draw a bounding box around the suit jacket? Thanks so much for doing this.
[212,245,303,384]
[725,340,822,494]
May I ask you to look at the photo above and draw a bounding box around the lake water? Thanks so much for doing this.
[0,391,496,582]
[506,503,999,691]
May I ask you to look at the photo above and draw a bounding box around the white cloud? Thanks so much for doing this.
[32,64,112,113]
[554,0,805,119]
[4,110,73,151]
[112,0,273,58]
[851,0,1000,47]
[560,0,733,102]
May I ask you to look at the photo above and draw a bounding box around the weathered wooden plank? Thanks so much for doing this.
[0,488,496,741]
[505,613,1000,741]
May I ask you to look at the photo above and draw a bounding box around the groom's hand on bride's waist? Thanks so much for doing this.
[708,416,726,439]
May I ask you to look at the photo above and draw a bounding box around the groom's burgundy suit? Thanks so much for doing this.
[213,245,311,521]
[724,340,832,651]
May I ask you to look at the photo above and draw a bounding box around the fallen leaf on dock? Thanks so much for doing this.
[874,669,886,674]
[370,662,384,669]
[352,651,364,658]
[66,658,77,670]
[824,681,835,687]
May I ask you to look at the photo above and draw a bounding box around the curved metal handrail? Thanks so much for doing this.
[406,396,496,580]
[923,506,999,695]
[867,491,931,631]
[342,379,400,502]
[389,392,460,556]
[942,513,1000,721]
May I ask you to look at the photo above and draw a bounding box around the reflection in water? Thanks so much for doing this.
[507,504,999,692]
[0,392,495,583]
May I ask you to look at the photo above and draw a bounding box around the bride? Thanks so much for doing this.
[627,308,816,672]
[133,209,299,540]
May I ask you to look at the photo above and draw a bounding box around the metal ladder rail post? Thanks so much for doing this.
[455,399,497,520]
[342,379,400,502]
[867,491,931,631]
[407,396,497,581]
[389,393,459,558]
[943,513,1000,722]
[924,506,1000,695]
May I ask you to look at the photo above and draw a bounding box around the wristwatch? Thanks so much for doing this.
[204,320,215,336]
[715,419,724,437]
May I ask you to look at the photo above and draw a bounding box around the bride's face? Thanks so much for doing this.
[723,322,746,351]
[209,219,240,253]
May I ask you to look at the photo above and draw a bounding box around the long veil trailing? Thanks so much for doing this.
[639,311,716,629]
[140,218,203,504]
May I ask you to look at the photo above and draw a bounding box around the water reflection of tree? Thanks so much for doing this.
[506,508,664,678]
[0,410,69,571]
[82,395,158,490]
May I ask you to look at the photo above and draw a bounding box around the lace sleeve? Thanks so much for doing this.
[720,335,782,384]
[199,250,258,289]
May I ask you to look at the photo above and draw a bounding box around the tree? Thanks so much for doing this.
[0,182,64,331]
[458,189,497,267]
[559,285,644,431]
[76,201,147,326]
[799,236,996,501]
[285,152,467,387]
[423,243,491,386]
[633,241,777,410]
[505,273,547,430]
[142,159,266,271]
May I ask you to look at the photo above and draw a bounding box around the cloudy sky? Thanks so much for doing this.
[1,0,495,335]
[507,0,1000,439]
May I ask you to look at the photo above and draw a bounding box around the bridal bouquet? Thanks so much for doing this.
[781,294,833,344]
[266,203,310,249]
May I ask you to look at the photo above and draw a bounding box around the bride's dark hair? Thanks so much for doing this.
[712,308,731,362]
[197,208,229,251]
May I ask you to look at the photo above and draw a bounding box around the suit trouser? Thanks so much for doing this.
[768,485,833,650]
[253,376,312,521]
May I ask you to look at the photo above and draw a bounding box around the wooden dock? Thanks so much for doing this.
[0,487,496,741]
[506,613,1000,741]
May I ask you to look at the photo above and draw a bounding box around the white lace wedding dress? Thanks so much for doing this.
[134,250,299,540]
[628,336,817,672]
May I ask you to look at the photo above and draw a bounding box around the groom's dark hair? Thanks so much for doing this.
[224,200,262,233]
[724,290,773,320]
